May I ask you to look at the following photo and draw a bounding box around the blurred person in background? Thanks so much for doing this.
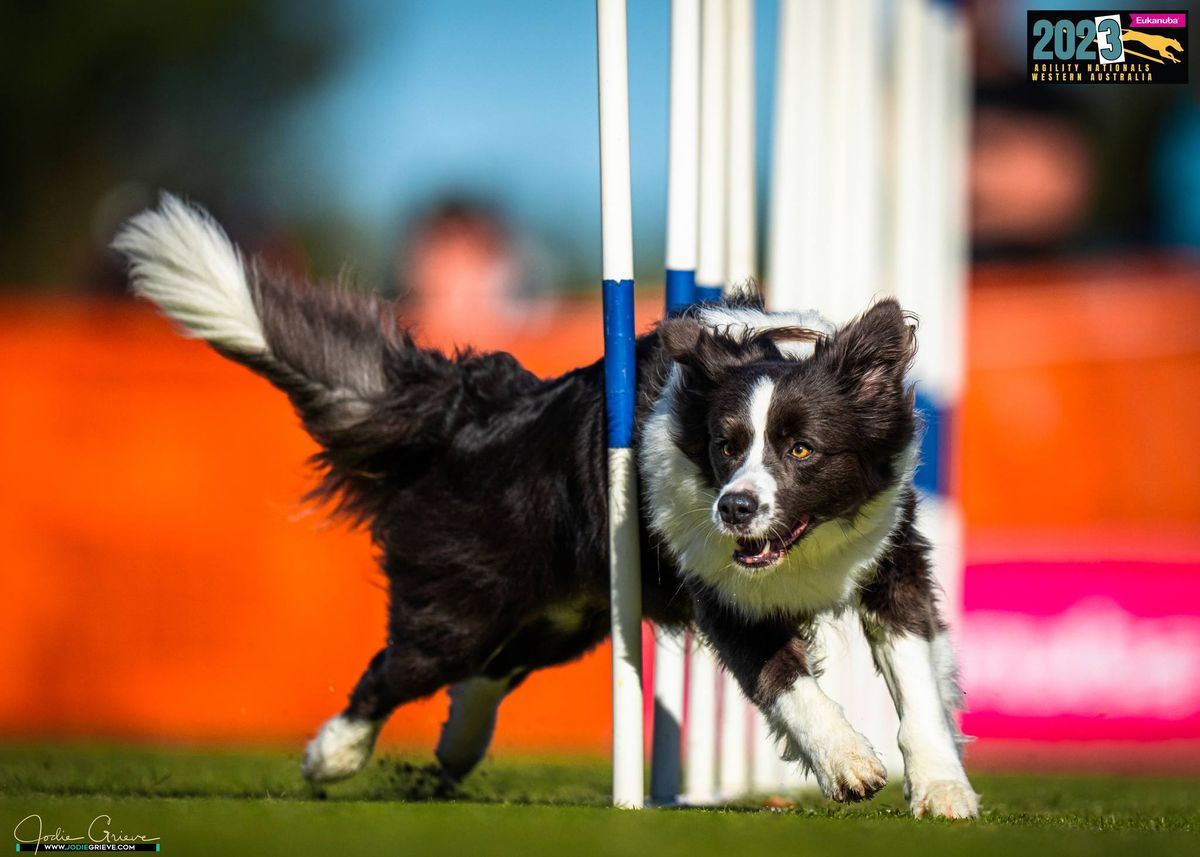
[394,198,558,351]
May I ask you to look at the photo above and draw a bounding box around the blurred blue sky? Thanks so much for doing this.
[281,0,781,281]
[273,0,1175,280]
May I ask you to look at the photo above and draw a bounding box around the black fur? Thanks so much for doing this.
[235,277,694,724]
[130,232,950,787]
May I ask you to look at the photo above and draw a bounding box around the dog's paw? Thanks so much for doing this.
[810,734,888,803]
[908,778,979,819]
[301,714,380,784]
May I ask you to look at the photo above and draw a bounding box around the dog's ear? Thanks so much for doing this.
[658,316,755,386]
[817,298,916,401]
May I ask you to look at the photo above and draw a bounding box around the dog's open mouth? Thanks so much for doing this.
[732,515,812,569]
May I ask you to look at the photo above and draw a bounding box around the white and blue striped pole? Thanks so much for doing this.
[758,0,827,794]
[665,0,702,315]
[651,0,700,807]
[719,0,756,799]
[682,0,728,805]
[890,0,970,691]
[766,0,829,314]
[694,0,729,303]
[916,0,969,632]
[597,0,644,810]
[724,0,756,296]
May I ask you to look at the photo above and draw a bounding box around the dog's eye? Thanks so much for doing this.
[789,443,812,461]
[720,442,734,458]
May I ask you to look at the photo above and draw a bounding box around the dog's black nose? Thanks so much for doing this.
[717,492,759,526]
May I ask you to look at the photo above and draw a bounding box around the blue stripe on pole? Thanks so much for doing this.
[913,388,950,496]
[603,278,636,449]
[694,284,723,302]
[665,268,697,315]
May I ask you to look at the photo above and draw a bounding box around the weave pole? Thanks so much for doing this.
[682,0,729,805]
[664,0,702,315]
[694,0,729,303]
[718,0,756,799]
[766,0,829,312]
[650,0,701,807]
[891,0,970,637]
[757,0,831,792]
[768,0,899,795]
[817,0,899,787]
[724,0,756,295]
[596,0,644,809]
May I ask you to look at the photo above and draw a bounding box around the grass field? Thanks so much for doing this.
[2,745,1197,856]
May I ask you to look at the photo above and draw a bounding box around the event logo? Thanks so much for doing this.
[1027,10,1188,83]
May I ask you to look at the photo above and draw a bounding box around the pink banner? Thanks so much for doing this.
[1129,13,1186,27]
[960,560,1200,742]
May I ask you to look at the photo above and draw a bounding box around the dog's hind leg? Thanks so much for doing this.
[303,642,474,785]
[302,648,392,784]
[435,672,525,780]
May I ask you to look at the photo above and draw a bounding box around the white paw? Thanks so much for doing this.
[909,778,979,818]
[810,733,888,803]
[301,714,380,784]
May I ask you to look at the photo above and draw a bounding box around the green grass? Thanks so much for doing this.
[2,745,1197,856]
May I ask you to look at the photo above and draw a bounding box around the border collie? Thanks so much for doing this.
[114,196,978,818]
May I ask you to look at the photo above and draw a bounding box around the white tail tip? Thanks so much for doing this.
[112,193,267,355]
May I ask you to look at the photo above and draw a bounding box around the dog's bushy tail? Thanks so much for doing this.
[113,194,482,522]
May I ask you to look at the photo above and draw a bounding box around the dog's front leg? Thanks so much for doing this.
[692,591,886,802]
[864,628,978,818]
[858,520,979,818]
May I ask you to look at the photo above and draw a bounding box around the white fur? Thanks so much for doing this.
[870,633,978,818]
[112,194,266,355]
[643,360,917,619]
[716,377,778,532]
[764,675,887,800]
[931,630,967,735]
[302,714,382,784]
[642,304,918,619]
[694,305,833,359]
[436,676,512,778]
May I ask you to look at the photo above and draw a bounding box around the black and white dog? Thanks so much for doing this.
[115,196,977,818]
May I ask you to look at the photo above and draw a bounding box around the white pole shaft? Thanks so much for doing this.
[944,4,971,402]
[894,0,951,397]
[923,1,951,395]
[766,0,828,312]
[718,671,749,797]
[650,631,686,803]
[766,0,828,791]
[653,0,697,800]
[596,0,643,809]
[695,0,728,299]
[751,709,784,793]
[725,0,756,292]
[598,0,635,283]
[684,638,719,803]
[606,448,644,808]
[889,0,926,309]
[826,0,882,323]
[666,0,701,313]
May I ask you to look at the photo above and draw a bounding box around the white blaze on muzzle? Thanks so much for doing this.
[714,376,777,533]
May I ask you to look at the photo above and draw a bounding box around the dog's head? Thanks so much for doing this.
[659,299,917,571]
